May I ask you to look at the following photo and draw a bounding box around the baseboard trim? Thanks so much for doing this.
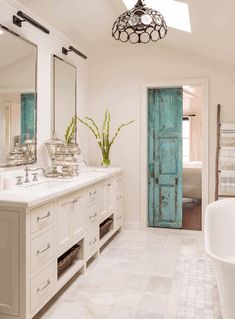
[123,222,140,230]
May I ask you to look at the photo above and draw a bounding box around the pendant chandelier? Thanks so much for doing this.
[112,0,167,44]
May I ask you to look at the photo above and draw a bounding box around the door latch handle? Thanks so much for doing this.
[175,177,178,185]
[156,177,159,184]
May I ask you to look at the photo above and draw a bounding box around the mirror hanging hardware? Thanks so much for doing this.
[13,11,50,34]
[62,46,87,60]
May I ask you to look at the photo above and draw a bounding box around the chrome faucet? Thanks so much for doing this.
[24,166,46,183]
[24,166,30,183]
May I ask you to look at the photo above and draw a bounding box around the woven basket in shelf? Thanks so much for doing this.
[100,218,113,239]
[58,244,80,277]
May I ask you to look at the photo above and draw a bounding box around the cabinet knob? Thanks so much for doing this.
[37,243,51,255]
[37,279,51,294]
[90,213,97,220]
[37,212,51,222]
[89,238,97,245]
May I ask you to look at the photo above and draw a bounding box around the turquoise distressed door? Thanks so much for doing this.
[148,88,183,228]
[21,93,35,143]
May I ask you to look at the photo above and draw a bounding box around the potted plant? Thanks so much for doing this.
[68,110,134,167]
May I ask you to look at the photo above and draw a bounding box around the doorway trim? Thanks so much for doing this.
[140,78,209,230]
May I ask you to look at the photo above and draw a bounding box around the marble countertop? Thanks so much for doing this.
[0,166,123,208]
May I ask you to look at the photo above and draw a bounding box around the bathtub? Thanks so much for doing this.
[205,199,235,319]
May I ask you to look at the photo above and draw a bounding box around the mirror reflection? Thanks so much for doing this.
[53,55,76,141]
[0,26,37,167]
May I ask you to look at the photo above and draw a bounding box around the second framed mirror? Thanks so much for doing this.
[53,55,77,141]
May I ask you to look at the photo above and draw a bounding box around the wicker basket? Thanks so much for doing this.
[58,244,80,277]
[100,218,113,239]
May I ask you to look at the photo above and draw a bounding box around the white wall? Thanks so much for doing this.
[0,0,89,166]
[183,90,202,161]
[88,43,235,229]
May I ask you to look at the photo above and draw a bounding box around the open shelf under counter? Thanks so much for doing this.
[99,228,116,248]
[57,258,85,290]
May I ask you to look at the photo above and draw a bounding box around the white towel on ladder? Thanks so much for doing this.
[221,170,235,192]
[221,123,235,146]
[221,147,235,169]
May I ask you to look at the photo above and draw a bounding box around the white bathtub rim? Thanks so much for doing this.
[204,199,235,266]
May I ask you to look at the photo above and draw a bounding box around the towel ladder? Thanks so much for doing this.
[215,104,235,200]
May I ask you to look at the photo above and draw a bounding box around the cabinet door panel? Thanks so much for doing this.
[107,179,115,215]
[0,211,19,316]
[99,183,107,223]
[57,197,73,256]
[72,194,85,241]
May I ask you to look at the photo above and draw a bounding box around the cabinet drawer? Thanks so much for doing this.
[115,174,123,189]
[30,262,55,312]
[31,229,55,273]
[85,227,99,261]
[30,202,55,233]
[115,210,122,231]
[86,186,99,205]
[115,188,123,210]
[86,202,99,231]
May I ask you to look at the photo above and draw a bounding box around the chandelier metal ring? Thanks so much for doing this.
[112,0,167,44]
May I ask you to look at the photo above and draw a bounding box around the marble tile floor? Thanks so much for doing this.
[35,228,222,319]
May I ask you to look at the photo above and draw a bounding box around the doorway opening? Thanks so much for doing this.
[182,85,203,231]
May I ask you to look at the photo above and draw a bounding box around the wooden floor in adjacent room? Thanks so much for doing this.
[182,198,202,231]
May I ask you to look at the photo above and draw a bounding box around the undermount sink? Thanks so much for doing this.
[18,180,65,191]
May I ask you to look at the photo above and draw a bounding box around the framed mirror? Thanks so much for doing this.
[0,25,37,167]
[53,55,77,141]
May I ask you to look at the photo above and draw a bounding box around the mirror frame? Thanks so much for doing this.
[52,54,77,140]
[0,24,38,167]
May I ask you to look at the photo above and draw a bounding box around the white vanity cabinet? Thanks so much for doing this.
[0,169,123,319]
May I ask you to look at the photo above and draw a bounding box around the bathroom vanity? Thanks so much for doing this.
[0,168,123,319]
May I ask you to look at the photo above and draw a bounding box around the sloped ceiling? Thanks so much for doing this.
[17,0,235,66]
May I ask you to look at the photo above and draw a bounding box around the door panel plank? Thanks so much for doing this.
[148,88,183,228]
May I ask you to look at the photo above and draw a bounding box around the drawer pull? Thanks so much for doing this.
[89,213,97,220]
[89,238,97,245]
[72,199,78,204]
[107,183,111,187]
[37,279,51,294]
[89,190,97,197]
[117,196,122,200]
[37,212,51,222]
[37,243,51,256]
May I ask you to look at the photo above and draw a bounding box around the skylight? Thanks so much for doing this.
[122,0,191,33]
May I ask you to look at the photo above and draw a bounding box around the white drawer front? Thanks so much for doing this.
[115,188,123,210]
[31,229,55,273]
[85,227,99,261]
[86,202,99,231]
[30,202,55,234]
[115,210,122,230]
[30,262,55,312]
[115,174,123,189]
[86,186,99,205]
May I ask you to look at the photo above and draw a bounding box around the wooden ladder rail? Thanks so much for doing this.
[215,104,221,201]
